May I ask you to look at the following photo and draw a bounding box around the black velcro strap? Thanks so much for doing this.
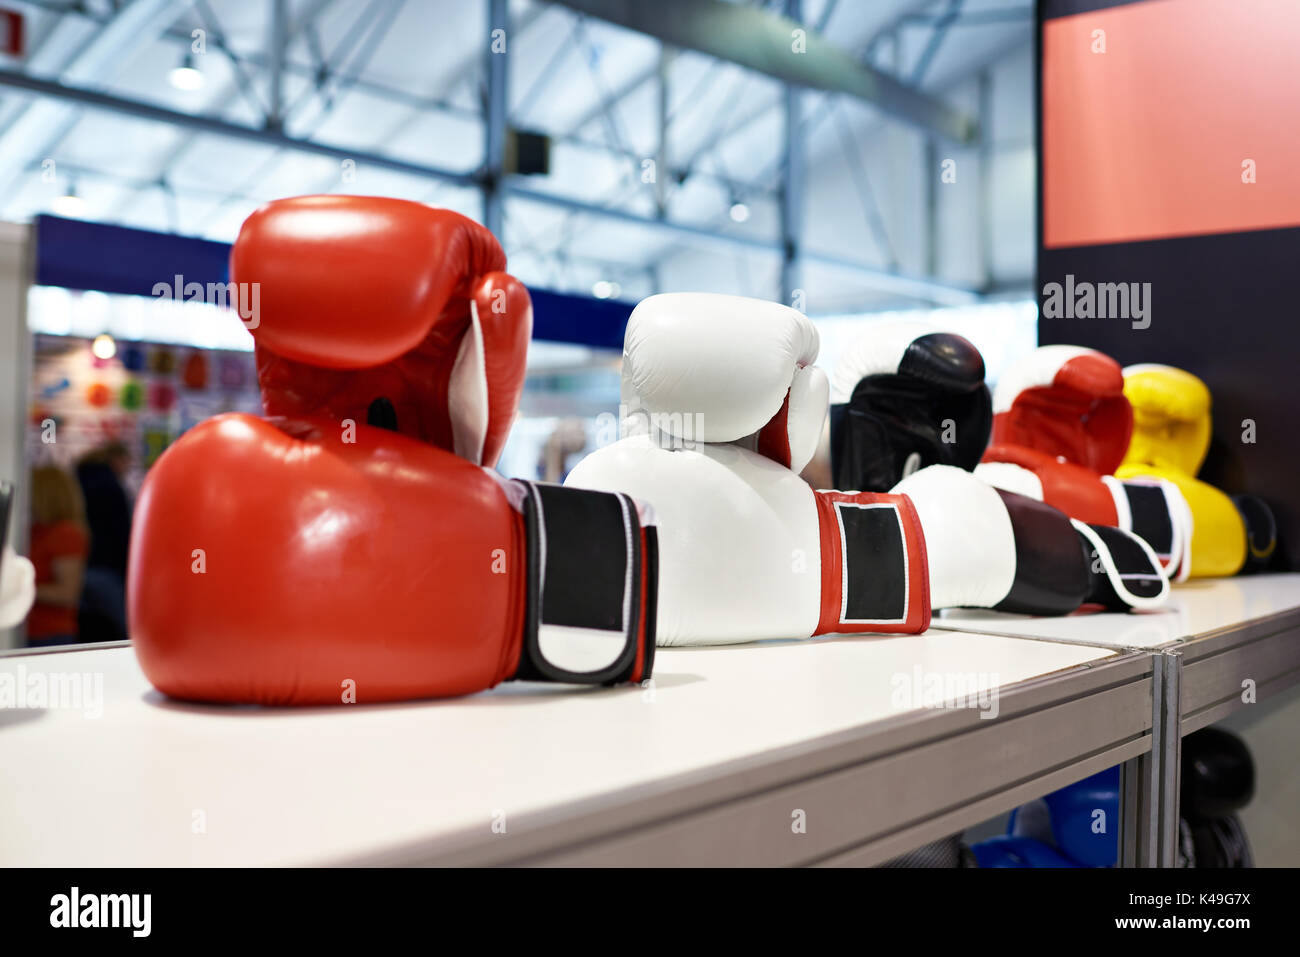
[837,502,907,624]
[1076,522,1168,610]
[1119,482,1174,559]
[515,482,647,685]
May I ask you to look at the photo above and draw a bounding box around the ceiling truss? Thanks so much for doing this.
[0,0,1031,307]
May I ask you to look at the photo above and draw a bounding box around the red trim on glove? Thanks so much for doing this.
[756,389,793,469]
[812,490,930,636]
[630,525,650,684]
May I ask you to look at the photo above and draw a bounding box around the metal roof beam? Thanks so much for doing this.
[563,60,655,136]
[0,0,190,195]
[561,0,793,138]
[910,0,963,86]
[102,0,341,222]
[267,0,290,130]
[483,0,508,237]
[506,183,977,304]
[0,67,478,187]
[0,66,974,303]
[546,0,978,144]
[779,0,804,305]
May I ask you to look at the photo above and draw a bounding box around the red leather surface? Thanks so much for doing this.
[233,195,530,468]
[990,353,1133,475]
[128,413,525,705]
[983,443,1120,527]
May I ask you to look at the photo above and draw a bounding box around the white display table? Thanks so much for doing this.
[936,573,1300,649]
[939,574,1300,864]
[0,629,1141,867]
[2,576,1296,867]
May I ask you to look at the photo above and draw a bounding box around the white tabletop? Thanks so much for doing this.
[0,629,1116,867]
[934,574,1300,649]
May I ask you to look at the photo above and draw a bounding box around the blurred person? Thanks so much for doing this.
[27,466,89,646]
[75,441,132,643]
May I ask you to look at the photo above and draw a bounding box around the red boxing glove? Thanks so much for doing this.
[986,344,1132,476]
[128,414,657,705]
[977,345,1191,581]
[232,195,531,468]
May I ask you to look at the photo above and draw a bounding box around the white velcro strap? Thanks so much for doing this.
[1102,475,1134,531]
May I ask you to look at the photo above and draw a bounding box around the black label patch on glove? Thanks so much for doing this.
[836,502,907,624]
[537,485,628,633]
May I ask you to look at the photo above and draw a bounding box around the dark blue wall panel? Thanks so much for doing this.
[35,215,232,298]
[33,215,630,350]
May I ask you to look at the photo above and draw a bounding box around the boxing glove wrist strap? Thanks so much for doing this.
[1103,476,1191,582]
[512,482,656,686]
[812,490,930,635]
[1072,521,1170,610]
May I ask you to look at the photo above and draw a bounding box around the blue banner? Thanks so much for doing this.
[33,215,630,350]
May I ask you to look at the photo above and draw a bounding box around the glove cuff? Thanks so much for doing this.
[1104,476,1193,582]
[1072,520,1170,610]
[811,490,930,634]
[511,482,656,685]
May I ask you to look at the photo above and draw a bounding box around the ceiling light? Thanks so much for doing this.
[52,181,86,218]
[91,333,117,361]
[729,201,750,223]
[592,280,621,300]
[169,53,204,91]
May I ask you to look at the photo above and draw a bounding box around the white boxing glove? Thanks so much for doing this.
[620,293,829,472]
[0,547,36,630]
[566,435,930,645]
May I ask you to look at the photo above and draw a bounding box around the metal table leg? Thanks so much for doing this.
[1156,650,1183,866]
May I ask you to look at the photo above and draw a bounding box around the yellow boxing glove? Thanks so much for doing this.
[1116,364,1247,577]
